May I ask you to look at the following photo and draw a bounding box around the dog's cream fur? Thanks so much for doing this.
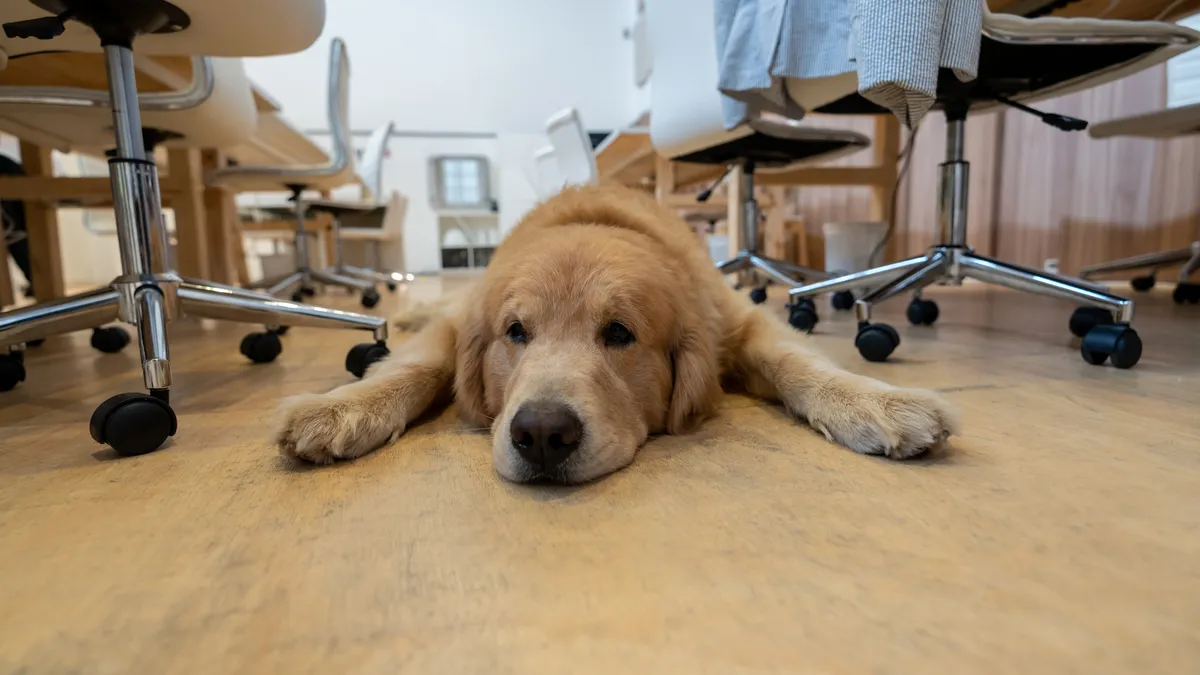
[275,185,958,483]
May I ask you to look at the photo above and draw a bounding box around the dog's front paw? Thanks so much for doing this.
[274,393,403,464]
[807,386,959,459]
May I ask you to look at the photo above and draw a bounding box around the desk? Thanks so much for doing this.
[0,52,337,299]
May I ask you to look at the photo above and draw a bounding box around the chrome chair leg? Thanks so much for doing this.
[1079,245,1197,280]
[310,269,375,293]
[788,255,930,299]
[853,252,949,323]
[959,254,1133,322]
[178,283,386,339]
[267,271,307,298]
[0,287,121,347]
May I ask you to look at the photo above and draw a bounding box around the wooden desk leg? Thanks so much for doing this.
[869,115,902,261]
[166,149,210,279]
[0,234,13,306]
[19,141,64,301]
[200,150,244,285]
[654,156,675,204]
[320,190,334,269]
[726,164,744,255]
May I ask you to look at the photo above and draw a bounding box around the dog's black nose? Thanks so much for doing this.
[509,401,582,469]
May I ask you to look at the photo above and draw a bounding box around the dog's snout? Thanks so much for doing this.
[509,401,582,469]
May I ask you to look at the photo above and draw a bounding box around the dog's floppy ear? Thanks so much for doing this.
[452,292,492,428]
[667,315,722,434]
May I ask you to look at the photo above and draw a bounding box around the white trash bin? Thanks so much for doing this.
[707,233,729,264]
[822,221,888,282]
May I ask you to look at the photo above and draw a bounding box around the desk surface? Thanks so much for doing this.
[594,128,724,190]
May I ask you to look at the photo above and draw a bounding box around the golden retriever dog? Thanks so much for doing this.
[275,185,958,483]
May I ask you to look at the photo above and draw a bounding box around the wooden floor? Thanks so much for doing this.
[1,278,1198,674]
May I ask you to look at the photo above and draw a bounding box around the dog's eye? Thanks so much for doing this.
[505,321,528,344]
[602,321,635,348]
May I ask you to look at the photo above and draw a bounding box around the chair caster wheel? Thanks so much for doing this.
[346,341,390,378]
[90,326,131,354]
[906,298,939,326]
[1130,275,1155,292]
[1172,282,1200,304]
[1069,306,1114,338]
[749,287,768,304]
[290,291,305,303]
[787,299,818,332]
[239,331,282,364]
[1081,324,1142,369]
[272,326,290,336]
[301,286,317,297]
[855,323,900,362]
[361,289,381,308]
[386,282,398,292]
[0,352,26,392]
[831,290,855,311]
[89,391,177,456]
[27,339,44,348]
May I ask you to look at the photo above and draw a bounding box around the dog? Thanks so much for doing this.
[274,185,958,483]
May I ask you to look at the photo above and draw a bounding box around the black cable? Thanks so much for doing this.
[867,123,921,268]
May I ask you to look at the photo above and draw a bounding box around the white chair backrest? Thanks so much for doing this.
[533,145,564,198]
[327,37,355,178]
[647,0,738,159]
[358,121,395,202]
[545,108,597,186]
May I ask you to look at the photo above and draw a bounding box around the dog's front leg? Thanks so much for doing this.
[731,310,959,458]
[275,318,457,464]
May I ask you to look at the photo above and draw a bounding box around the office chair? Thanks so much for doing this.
[210,38,384,309]
[0,0,389,457]
[309,121,409,291]
[647,0,871,306]
[785,7,1199,369]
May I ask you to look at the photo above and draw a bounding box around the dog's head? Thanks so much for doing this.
[455,214,721,484]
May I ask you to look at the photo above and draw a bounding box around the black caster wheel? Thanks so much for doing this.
[90,326,131,354]
[1069,306,1114,338]
[300,286,317,297]
[1172,282,1200,305]
[386,282,398,292]
[89,392,176,457]
[1080,324,1142,369]
[272,326,290,336]
[1130,275,1156,292]
[906,298,939,326]
[27,339,44,348]
[787,300,819,333]
[0,352,26,392]
[239,331,283,364]
[361,289,381,309]
[855,323,900,362]
[749,287,768,304]
[831,290,855,311]
[346,341,390,379]
[290,290,305,303]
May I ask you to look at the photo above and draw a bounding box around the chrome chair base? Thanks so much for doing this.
[787,115,1143,369]
[718,162,827,304]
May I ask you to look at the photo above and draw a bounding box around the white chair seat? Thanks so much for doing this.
[0,0,324,57]
[0,57,256,151]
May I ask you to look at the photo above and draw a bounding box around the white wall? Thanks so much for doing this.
[243,0,635,134]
